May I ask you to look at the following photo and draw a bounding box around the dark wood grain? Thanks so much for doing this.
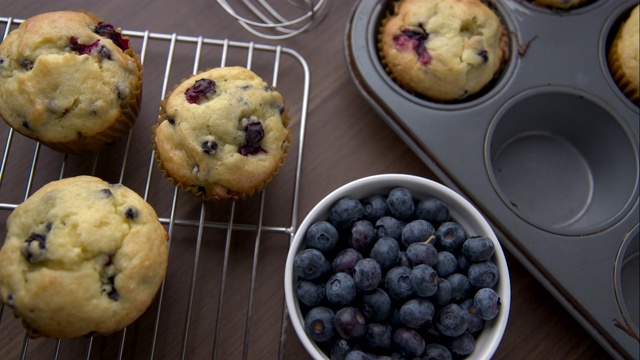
[0,1,615,359]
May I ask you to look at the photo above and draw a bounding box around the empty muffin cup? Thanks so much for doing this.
[485,86,638,236]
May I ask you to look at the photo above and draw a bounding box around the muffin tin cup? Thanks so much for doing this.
[345,0,639,358]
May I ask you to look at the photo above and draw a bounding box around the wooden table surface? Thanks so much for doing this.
[0,0,618,359]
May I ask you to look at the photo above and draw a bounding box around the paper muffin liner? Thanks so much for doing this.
[151,69,292,202]
[608,25,640,106]
[377,0,510,103]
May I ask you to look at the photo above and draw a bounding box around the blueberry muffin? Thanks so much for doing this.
[379,0,508,102]
[152,66,291,201]
[0,11,143,153]
[608,5,639,106]
[0,176,168,339]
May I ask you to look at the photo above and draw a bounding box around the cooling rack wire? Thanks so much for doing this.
[0,16,310,360]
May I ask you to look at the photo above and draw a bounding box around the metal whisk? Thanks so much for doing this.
[217,0,328,40]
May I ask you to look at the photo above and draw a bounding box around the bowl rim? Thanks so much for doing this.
[284,173,511,360]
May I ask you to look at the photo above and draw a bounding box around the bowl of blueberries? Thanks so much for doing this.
[284,174,511,359]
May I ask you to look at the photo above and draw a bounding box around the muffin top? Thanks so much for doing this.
[612,5,639,100]
[0,11,141,146]
[0,176,168,339]
[380,0,507,101]
[153,66,291,201]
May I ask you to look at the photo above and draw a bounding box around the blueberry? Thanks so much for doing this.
[386,188,415,220]
[335,307,367,340]
[332,248,363,275]
[398,251,411,267]
[410,264,438,297]
[393,327,425,357]
[448,331,475,357]
[401,220,435,249]
[435,303,469,337]
[350,220,377,254]
[399,298,435,329]
[429,277,452,308]
[362,194,389,222]
[326,272,357,306]
[423,343,452,360]
[101,276,119,301]
[446,273,471,302]
[365,323,392,352]
[457,252,470,274]
[467,261,499,289]
[370,236,400,272]
[375,216,404,240]
[239,122,266,156]
[435,222,466,253]
[185,78,216,104]
[98,45,112,60]
[405,241,438,267]
[461,236,495,262]
[305,221,339,255]
[416,197,449,226]
[393,26,432,66]
[434,251,457,278]
[474,288,501,320]
[19,58,34,71]
[21,233,47,263]
[201,140,218,154]
[94,22,129,51]
[296,280,325,307]
[345,351,373,360]
[354,258,382,291]
[477,49,489,63]
[304,306,335,342]
[294,248,330,280]
[100,188,113,197]
[330,197,365,232]
[124,207,138,220]
[330,338,353,360]
[360,288,392,322]
[384,266,413,301]
[460,298,485,334]
[69,37,100,55]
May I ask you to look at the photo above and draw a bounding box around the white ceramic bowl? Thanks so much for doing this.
[284,174,511,359]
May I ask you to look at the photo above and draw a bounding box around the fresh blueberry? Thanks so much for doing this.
[305,221,339,255]
[467,261,499,288]
[401,219,435,249]
[365,323,392,352]
[362,194,389,222]
[435,303,469,337]
[435,222,466,253]
[185,78,216,104]
[409,264,438,297]
[446,273,471,302]
[294,248,330,280]
[415,197,449,226]
[435,251,458,278]
[326,272,357,306]
[460,298,485,334]
[384,266,414,301]
[462,236,495,262]
[360,288,392,322]
[239,122,266,156]
[345,351,373,360]
[369,236,400,272]
[335,307,367,341]
[330,197,365,232]
[330,338,353,360]
[448,331,475,358]
[354,258,382,291]
[393,327,425,357]
[386,188,415,220]
[304,306,335,342]
[406,241,438,267]
[375,216,405,241]
[296,280,325,307]
[21,233,47,263]
[474,288,501,320]
[429,277,452,308]
[332,248,363,275]
[399,298,435,329]
[457,252,470,274]
[423,343,452,360]
[350,220,377,254]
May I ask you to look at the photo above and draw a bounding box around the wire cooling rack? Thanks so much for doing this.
[0,16,309,360]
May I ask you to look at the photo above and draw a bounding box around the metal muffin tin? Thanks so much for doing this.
[345,0,639,359]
